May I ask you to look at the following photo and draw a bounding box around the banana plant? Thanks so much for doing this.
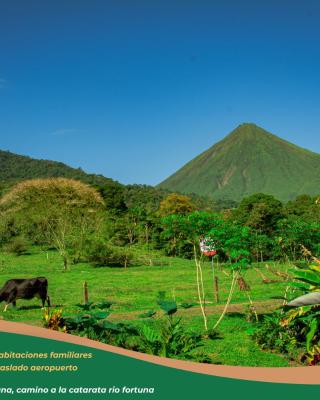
[284,251,320,363]
[288,253,320,305]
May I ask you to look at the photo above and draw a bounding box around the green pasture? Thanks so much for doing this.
[0,248,295,367]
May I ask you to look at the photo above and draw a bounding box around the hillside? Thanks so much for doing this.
[0,150,217,211]
[158,123,320,201]
[0,150,116,190]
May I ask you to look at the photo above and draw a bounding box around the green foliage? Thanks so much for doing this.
[286,195,320,222]
[208,220,251,264]
[95,300,114,310]
[138,317,206,360]
[161,211,221,258]
[161,201,320,262]
[249,232,272,262]
[161,210,252,266]
[46,295,209,362]
[124,184,168,215]
[97,182,127,214]
[292,269,320,288]
[42,309,66,332]
[255,255,320,365]
[85,238,134,267]
[253,311,299,355]
[157,291,178,316]
[62,301,114,331]
[0,216,19,246]
[159,193,195,216]
[0,178,105,270]
[138,310,156,318]
[179,303,195,309]
[275,218,320,260]
[279,305,320,364]
[64,310,111,331]
[0,149,117,190]
[290,254,320,292]
[233,193,283,234]
[130,292,207,360]
[75,301,113,311]
[4,236,29,256]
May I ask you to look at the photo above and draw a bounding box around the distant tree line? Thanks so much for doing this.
[0,177,319,266]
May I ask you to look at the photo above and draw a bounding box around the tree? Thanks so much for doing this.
[233,193,283,234]
[275,217,320,261]
[0,178,104,270]
[249,232,272,262]
[159,193,195,217]
[285,194,320,222]
[162,212,217,330]
[161,211,252,330]
[96,182,127,214]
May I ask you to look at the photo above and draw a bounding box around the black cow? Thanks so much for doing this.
[0,277,50,311]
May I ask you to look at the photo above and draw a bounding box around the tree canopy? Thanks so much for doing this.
[159,193,195,217]
[0,178,105,269]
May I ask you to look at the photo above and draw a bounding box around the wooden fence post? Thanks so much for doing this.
[83,281,89,304]
[214,276,219,303]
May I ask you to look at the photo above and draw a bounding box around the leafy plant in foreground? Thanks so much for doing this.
[255,248,320,365]
[136,292,209,361]
[42,309,66,332]
[42,295,212,363]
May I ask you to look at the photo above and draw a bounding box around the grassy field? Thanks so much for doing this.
[0,248,295,367]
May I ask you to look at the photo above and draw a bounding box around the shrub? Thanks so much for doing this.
[253,311,300,355]
[42,296,212,363]
[85,239,134,267]
[43,309,66,332]
[254,249,320,365]
[4,237,29,256]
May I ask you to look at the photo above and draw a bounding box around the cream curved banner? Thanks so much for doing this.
[0,320,319,385]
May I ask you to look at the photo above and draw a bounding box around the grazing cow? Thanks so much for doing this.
[0,277,50,311]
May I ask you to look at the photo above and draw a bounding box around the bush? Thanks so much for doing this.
[253,311,300,355]
[0,216,19,246]
[43,309,66,332]
[43,297,212,363]
[85,239,134,267]
[4,237,29,256]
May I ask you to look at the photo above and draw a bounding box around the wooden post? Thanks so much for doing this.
[83,282,89,304]
[211,256,219,303]
[214,276,219,303]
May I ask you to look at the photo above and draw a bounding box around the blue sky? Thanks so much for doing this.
[1,0,320,185]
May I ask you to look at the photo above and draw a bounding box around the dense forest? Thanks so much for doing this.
[0,176,319,267]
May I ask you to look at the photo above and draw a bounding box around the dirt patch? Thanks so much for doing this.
[109,299,283,321]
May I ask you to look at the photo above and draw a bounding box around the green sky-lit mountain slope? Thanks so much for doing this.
[158,123,320,201]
